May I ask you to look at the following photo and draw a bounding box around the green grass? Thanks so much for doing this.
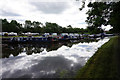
[76,36,120,78]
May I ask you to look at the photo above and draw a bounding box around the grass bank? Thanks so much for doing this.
[76,36,120,78]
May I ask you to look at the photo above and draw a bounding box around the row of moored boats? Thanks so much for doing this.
[2,33,114,43]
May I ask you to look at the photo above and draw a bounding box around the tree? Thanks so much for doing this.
[2,19,10,32]
[9,20,20,32]
[44,22,62,33]
[2,19,22,33]
[24,20,32,28]
[33,21,41,28]
[83,1,120,33]
[32,21,42,33]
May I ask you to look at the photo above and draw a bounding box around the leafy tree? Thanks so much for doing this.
[82,1,120,33]
[2,19,10,32]
[9,20,20,32]
[24,20,32,28]
[2,19,22,32]
[32,21,42,33]
[33,21,41,28]
[44,22,62,33]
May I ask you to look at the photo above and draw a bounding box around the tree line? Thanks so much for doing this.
[2,1,120,34]
[1,19,104,34]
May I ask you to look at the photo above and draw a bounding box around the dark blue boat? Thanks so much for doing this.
[3,37,58,43]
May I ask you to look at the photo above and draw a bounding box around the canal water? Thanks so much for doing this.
[0,38,109,78]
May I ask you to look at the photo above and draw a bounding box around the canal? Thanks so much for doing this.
[0,38,109,78]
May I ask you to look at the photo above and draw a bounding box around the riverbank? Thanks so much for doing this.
[76,36,120,79]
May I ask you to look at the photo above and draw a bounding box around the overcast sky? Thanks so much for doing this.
[0,0,111,30]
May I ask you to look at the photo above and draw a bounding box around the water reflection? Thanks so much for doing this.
[1,38,110,78]
[2,39,99,58]
[2,43,62,58]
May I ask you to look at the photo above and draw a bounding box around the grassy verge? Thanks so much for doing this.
[76,36,120,78]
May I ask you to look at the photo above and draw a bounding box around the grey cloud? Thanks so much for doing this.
[31,2,70,14]
[0,10,21,16]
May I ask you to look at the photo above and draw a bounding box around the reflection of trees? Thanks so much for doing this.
[2,44,23,58]
[25,44,44,55]
[2,38,100,58]
[46,43,62,52]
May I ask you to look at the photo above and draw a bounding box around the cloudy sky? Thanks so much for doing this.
[0,0,112,30]
[0,0,90,29]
